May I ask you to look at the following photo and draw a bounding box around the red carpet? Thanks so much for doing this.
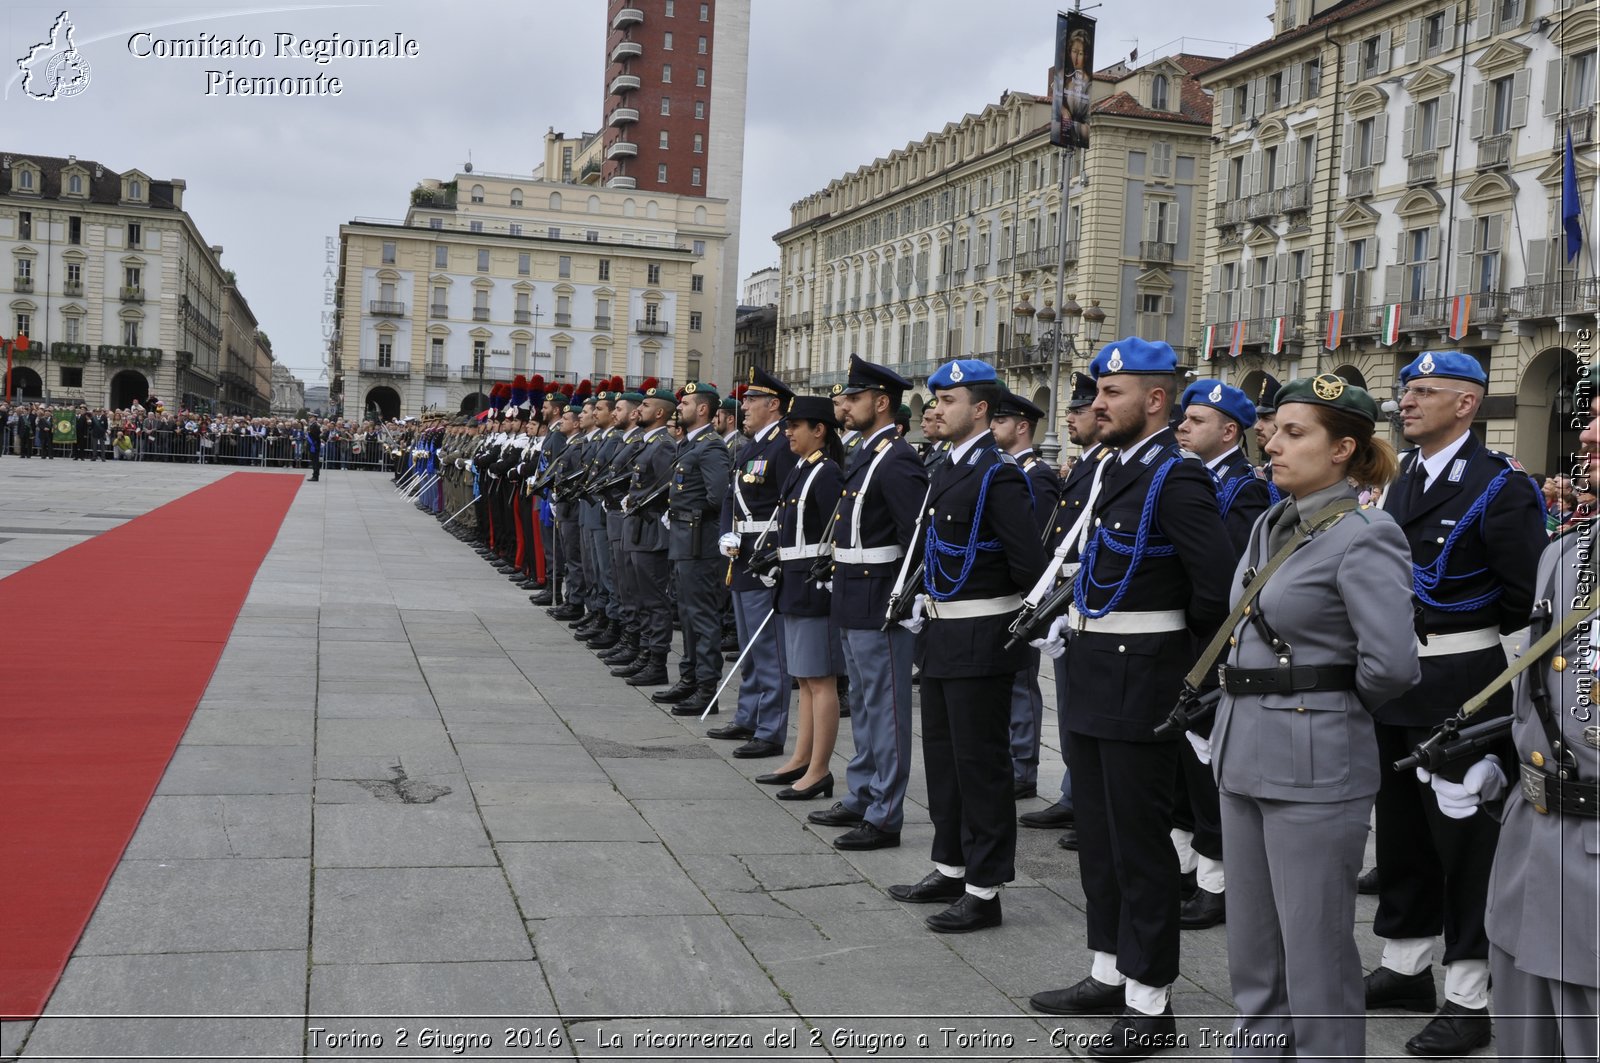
[0,472,301,1019]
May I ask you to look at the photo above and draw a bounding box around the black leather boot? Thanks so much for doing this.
[671,680,720,716]
[625,651,669,687]
[650,676,698,702]
[587,620,623,650]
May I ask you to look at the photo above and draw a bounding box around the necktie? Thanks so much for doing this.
[1405,462,1428,515]
[1267,500,1300,555]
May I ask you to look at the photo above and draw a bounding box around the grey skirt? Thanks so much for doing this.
[783,614,844,678]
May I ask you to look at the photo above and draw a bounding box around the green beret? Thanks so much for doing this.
[546,392,570,408]
[617,390,646,404]
[1275,373,1379,423]
[897,404,912,421]
[720,397,739,413]
[682,380,720,402]
[640,386,676,405]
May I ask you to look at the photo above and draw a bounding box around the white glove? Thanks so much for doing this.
[898,594,927,634]
[1029,614,1070,660]
[814,579,833,593]
[1418,756,1506,819]
[757,572,776,589]
[718,532,741,558]
[659,512,670,528]
[1185,730,1213,765]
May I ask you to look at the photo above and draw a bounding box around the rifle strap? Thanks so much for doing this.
[1455,594,1598,722]
[1184,498,1358,691]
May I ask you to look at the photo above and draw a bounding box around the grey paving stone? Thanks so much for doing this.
[533,916,788,1015]
[124,794,310,859]
[0,1020,31,1061]
[763,936,1019,1015]
[200,673,316,703]
[155,744,312,795]
[633,799,834,855]
[22,1017,304,1059]
[736,853,867,892]
[312,867,533,964]
[314,804,496,867]
[43,949,305,1014]
[443,720,579,746]
[316,691,443,719]
[455,742,610,783]
[596,757,758,800]
[316,718,455,757]
[501,842,714,918]
[479,793,657,843]
[182,708,315,745]
[75,859,308,955]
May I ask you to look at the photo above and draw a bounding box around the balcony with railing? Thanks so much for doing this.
[554,312,572,328]
[121,286,145,303]
[472,307,490,321]
[1347,167,1375,198]
[635,318,669,335]
[606,140,638,160]
[1478,133,1513,169]
[624,374,673,389]
[608,107,639,127]
[1510,278,1600,319]
[96,344,163,368]
[594,315,613,330]
[610,41,642,63]
[63,279,83,296]
[609,73,640,95]
[899,358,939,380]
[453,365,515,382]
[1246,191,1278,221]
[800,311,813,326]
[424,361,449,380]
[12,276,32,293]
[49,341,92,363]
[809,370,846,389]
[1406,152,1439,186]
[1139,240,1176,264]
[605,175,636,190]
[1215,199,1248,228]
[368,299,405,316]
[612,7,643,29]
[776,368,810,389]
[994,344,1050,371]
[430,303,449,319]
[1557,107,1595,149]
[359,358,410,376]
[1278,181,1314,213]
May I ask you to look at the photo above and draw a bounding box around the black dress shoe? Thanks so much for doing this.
[1357,866,1380,895]
[731,738,783,759]
[651,678,698,704]
[831,822,900,850]
[1404,1000,1491,1056]
[806,802,864,827]
[1087,1007,1178,1060]
[706,723,755,741]
[754,765,804,785]
[775,773,834,801]
[1020,801,1075,829]
[925,892,1001,934]
[549,604,583,622]
[888,870,966,904]
[1179,887,1225,929]
[1013,781,1038,800]
[529,590,554,606]
[1365,966,1437,1012]
[1057,829,1079,850]
[1031,975,1126,1015]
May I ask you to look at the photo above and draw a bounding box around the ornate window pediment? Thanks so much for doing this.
[1404,65,1455,99]
[1462,171,1518,205]
[1246,224,1279,248]
[1335,200,1381,230]
[1395,187,1445,219]
[471,277,494,291]
[1255,117,1288,143]
[429,273,453,286]
[374,267,401,282]
[1346,86,1388,117]
[508,329,533,342]
[468,326,492,340]
[1136,267,1175,290]
[1474,39,1531,77]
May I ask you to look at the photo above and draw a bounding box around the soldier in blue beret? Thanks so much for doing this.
[887,360,1047,932]
[807,355,928,851]
[1029,337,1234,1052]
[1364,350,1547,1056]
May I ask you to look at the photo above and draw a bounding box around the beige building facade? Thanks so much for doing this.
[1201,0,1597,475]
[334,168,728,419]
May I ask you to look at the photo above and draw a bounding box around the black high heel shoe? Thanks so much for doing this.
[776,773,834,801]
[755,766,805,786]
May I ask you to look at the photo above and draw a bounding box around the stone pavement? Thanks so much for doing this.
[1,461,1441,1061]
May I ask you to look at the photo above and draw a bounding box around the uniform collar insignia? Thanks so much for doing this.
[1140,443,1161,465]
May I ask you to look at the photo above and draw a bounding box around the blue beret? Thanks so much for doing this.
[1090,336,1179,378]
[928,359,999,392]
[1399,351,1487,387]
[1181,379,1257,429]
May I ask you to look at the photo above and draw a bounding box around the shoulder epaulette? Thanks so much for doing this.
[998,451,1019,466]
[1487,450,1525,473]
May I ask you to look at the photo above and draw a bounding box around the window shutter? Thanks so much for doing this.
[1485,214,1503,251]
[1334,240,1347,274]
[1472,6,1493,41]
[1253,76,1266,118]
[1504,0,1524,29]
[1436,94,1453,149]
[1274,253,1289,315]
[1376,30,1392,75]
[1220,85,1235,127]
[1510,67,1531,126]
[1440,5,1456,47]
[1373,113,1389,158]
[1385,264,1404,303]
[1287,62,1302,107]
[1284,140,1299,186]
[1145,201,1158,243]
[1345,48,1361,85]
[1402,104,1417,157]
[1163,294,1175,316]
[1423,260,1438,298]
[1343,123,1358,170]
[1525,239,1547,289]
[1404,18,1422,65]
[1170,202,1182,245]
[1453,218,1476,295]
[1205,291,1218,323]
[1469,83,1487,139]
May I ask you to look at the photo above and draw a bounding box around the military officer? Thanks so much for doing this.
[887,360,1047,933]
[832,383,864,462]
[807,356,928,851]
[1252,373,1283,496]
[1206,373,1419,1060]
[1441,363,1600,1062]
[920,397,950,473]
[659,381,734,716]
[711,366,797,754]
[596,387,647,662]
[574,391,620,643]
[1020,371,1104,847]
[1366,351,1546,1057]
[1169,379,1273,931]
[989,390,1063,802]
[1028,338,1233,1058]
[611,385,679,688]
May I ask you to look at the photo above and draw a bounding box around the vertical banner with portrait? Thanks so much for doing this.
[1051,11,1096,151]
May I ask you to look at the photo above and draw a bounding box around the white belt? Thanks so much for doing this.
[1417,626,1502,658]
[834,545,903,564]
[1067,605,1187,635]
[736,520,777,534]
[926,594,1023,620]
[778,544,828,561]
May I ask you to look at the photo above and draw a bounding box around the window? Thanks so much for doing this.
[660,131,670,149]
[470,220,483,233]
[470,185,484,203]
[1267,71,1283,109]
[1414,97,1439,153]
[691,168,702,187]
[432,285,447,313]
[510,188,523,207]
[697,36,707,54]
[1360,35,1384,78]
[68,216,81,244]
[68,174,82,195]
[474,290,489,314]
[691,133,704,155]
[377,335,393,367]
[125,265,141,289]
[382,241,396,264]
[15,258,31,280]
[379,281,395,304]
[548,226,561,239]
[598,259,611,281]
[60,366,82,388]
[1474,215,1503,292]
[1424,12,1445,54]
[699,2,708,19]
[662,64,672,83]
[431,336,444,364]
[436,246,449,268]
[558,255,571,278]
[473,339,487,371]
[15,312,31,338]
[1489,75,1514,135]
[515,291,529,316]
[66,261,81,286]
[1406,227,1431,302]
[123,319,140,346]
[586,230,599,242]
[1304,57,1321,97]
[665,0,674,14]
[553,344,569,373]
[691,274,704,292]
[63,314,81,343]
[128,178,140,198]
[1151,141,1173,178]
[1151,74,1170,110]
[689,311,702,331]
[664,31,674,49]
[695,67,706,87]
[128,222,142,247]
[509,223,522,236]
[694,101,705,119]
[693,239,705,255]
[1232,85,1249,122]
[658,164,668,183]
[430,218,442,230]
[17,169,34,191]
[477,249,490,271]
[18,211,30,239]
[645,301,660,324]
[1356,116,1376,167]
[647,263,662,284]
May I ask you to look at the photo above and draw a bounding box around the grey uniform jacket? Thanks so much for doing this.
[1486,527,1600,988]
[1212,485,1421,801]
[667,426,733,561]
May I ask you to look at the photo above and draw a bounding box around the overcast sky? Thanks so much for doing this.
[2,0,1271,385]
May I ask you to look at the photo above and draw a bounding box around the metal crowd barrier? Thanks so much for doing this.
[1,428,395,469]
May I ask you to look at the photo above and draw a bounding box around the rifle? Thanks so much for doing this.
[881,484,934,630]
[1005,562,1080,651]
[1153,686,1223,739]
[1393,714,1513,775]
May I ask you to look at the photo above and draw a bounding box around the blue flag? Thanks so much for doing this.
[1564,128,1584,264]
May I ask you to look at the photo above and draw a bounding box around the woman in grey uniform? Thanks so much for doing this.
[1203,374,1420,1059]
